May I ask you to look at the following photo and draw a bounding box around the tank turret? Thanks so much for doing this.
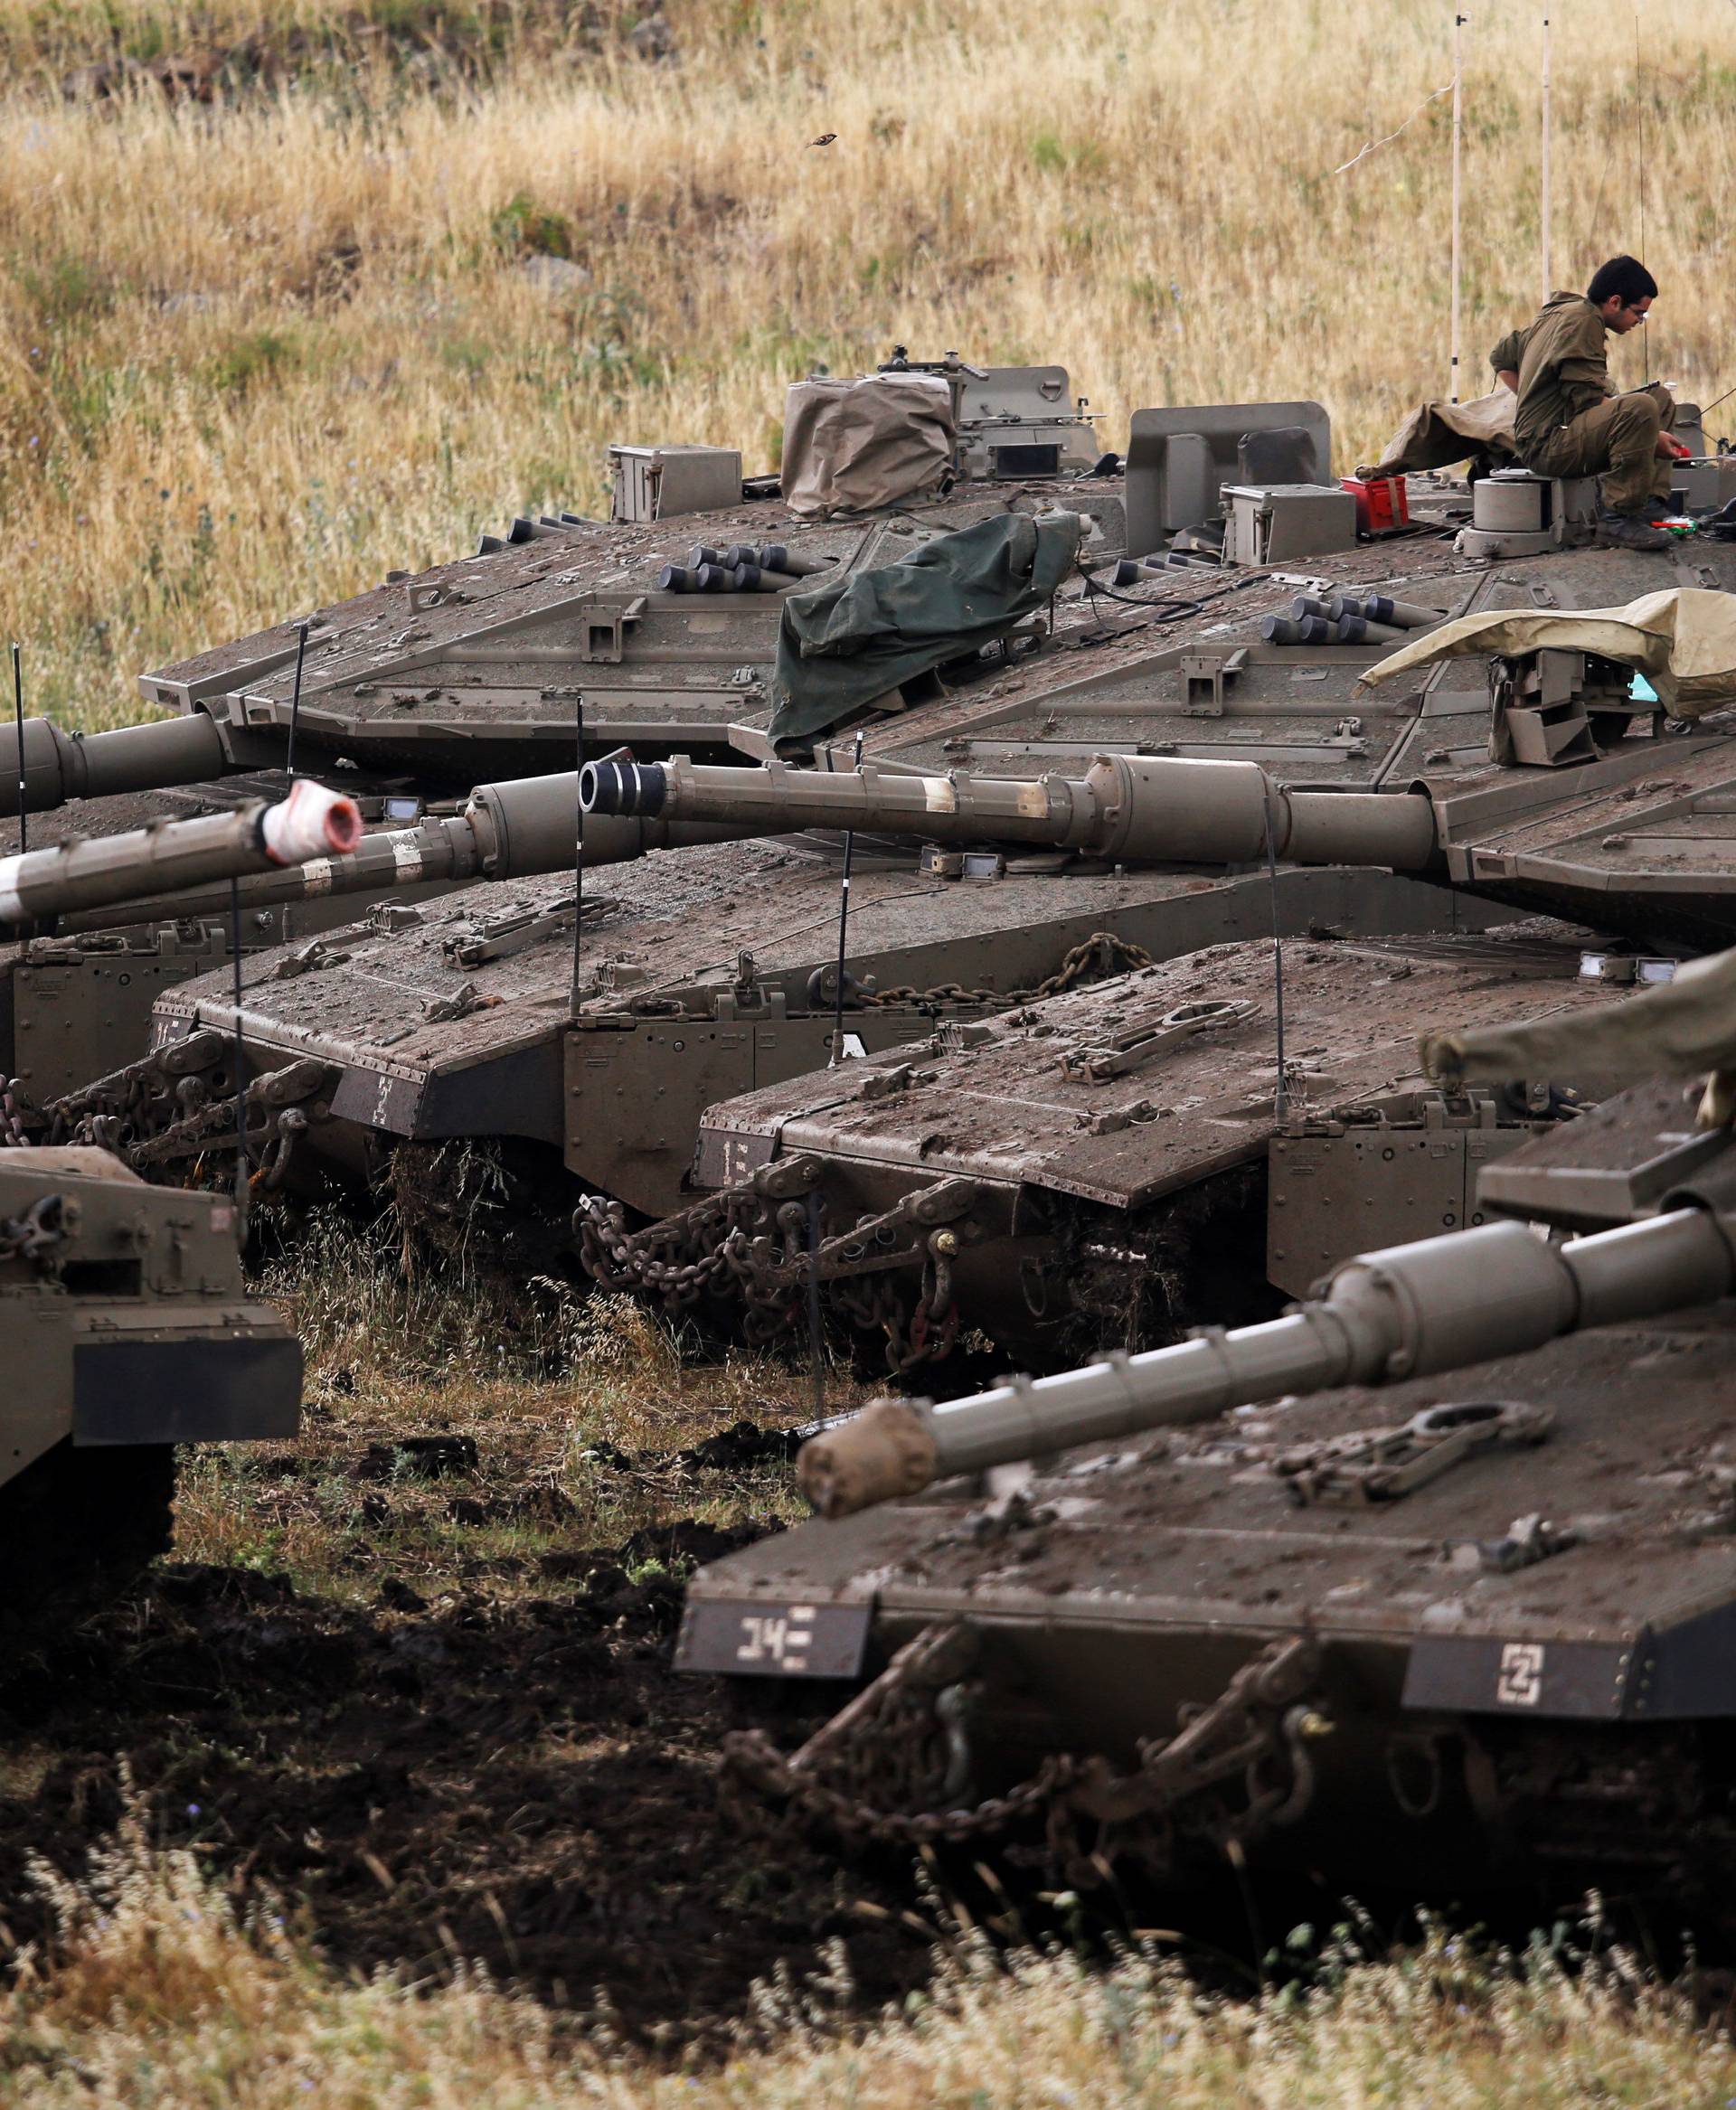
[678,959,1736,1907]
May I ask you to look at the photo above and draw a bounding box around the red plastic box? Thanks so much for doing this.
[1341,474,1410,537]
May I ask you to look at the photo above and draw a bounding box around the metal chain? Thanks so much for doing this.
[726,1727,1079,1846]
[726,1627,1326,1857]
[580,937,1153,1350]
[576,1178,771,1308]
[3,1041,329,1197]
[723,1622,1082,1845]
[0,1079,31,1147]
[866,930,1154,1012]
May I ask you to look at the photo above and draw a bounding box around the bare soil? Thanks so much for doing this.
[0,1551,925,2037]
[0,1442,928,2043]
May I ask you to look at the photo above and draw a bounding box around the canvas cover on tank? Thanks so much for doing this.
[768,510,1084,747]
[1360,388,1519,479]
[1363,589,1736,717]
[780,372,957,518]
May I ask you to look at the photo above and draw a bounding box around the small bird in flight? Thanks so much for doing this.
[807,132,837,148]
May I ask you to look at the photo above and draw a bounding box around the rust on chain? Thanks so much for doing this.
[724,1627,1329,1864]
[578,1170,981,1371]
[863,930,1154,1013]
[1,1037,334,1195]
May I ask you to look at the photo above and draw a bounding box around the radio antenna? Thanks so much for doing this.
[1635,12,1649,383]
[828,729,866,1066]
[1540,14,1552,302]
[1262,792,1289,1122]
[1449,10,1466,401]
[229,877,249,1243]
[11,644,24,857]
[283,619,309,779]
[571,696,586,1013]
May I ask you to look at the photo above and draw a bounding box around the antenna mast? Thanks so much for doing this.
[1541,14,1552,301]
[1635,11,1649,383]
[1450,10,1466,401]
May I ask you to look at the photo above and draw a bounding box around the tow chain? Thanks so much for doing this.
[581,933,1156,1363]
[2,1039,333,1195]
[724,1626,1327,1860]
[0,1079,30,1148]
[579,1168,978,1371]
[724,1622,1080,1845]
[865,930,1153,1012]
[576,1179,773,1309]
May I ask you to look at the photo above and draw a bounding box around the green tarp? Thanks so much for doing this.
[768,510,1083,749]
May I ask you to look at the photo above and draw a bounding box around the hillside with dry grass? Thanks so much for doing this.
[2,0,1732,735]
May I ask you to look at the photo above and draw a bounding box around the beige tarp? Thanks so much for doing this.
[1362,588,1736,719]
[1424,949,1736,1086]
[780,372,956,519]
[1422,946,1736,1126]
[1358,389,1517,480]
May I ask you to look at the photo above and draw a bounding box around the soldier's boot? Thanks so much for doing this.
[1594,508,1673,552]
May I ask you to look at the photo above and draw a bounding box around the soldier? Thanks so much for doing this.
[1489,255,1679,551]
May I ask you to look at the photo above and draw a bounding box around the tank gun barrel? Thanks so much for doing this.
[46,770,760,937]
[581,754,1441,872]
[0,711,234,819]
[797,1208,1736,1518]
[0,781,362,929]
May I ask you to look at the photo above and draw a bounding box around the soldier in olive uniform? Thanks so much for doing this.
[1489,255,1676,551]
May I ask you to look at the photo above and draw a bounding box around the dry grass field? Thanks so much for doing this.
[1,0,1732,735]
[5,0,1736,2094]
[8,1842,1736,2105]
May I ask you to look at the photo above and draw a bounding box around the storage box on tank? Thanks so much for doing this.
[609,445,743,523]
[1219,483,1357,565]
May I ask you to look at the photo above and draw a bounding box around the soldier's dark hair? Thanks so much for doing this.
[1587,255,1657,306]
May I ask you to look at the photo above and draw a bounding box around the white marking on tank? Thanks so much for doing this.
[736,1605,816,1672]
[1495,1641,1544,1707]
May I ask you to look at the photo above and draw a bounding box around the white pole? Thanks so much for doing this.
[1450,11,1465,401]
[1541,13,1552,301]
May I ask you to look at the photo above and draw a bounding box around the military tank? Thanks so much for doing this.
[577,672,1736,1365]
[0,354,1124,1113]
[0,784,363,1637]
[26,388,1736,1297]
[36,513,1736,1293]
[674,954,1736,1900]
[0,357,1126,821]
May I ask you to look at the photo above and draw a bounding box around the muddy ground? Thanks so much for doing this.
[0,1535,926,2037]
[0,1389,936,2043]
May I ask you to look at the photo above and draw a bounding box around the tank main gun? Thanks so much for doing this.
[42,770,761,937]
[798,1206,1736,1518]
[0,781,362,930]
[580,753,1443,872]
[0,711,239,820]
